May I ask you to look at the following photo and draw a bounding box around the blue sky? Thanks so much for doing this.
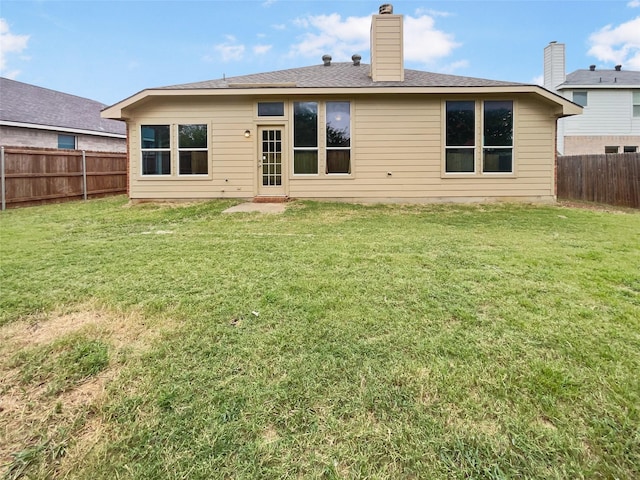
[1,0,639,106]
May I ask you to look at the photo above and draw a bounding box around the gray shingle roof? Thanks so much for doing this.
[560,68,640,87]
[0,77,126,135]
[156,62,527,90]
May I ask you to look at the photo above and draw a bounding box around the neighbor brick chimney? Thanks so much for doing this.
[370,4,404,82]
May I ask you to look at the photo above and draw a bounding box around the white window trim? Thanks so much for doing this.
[326,101,352,176]
[573,91,588,107]
[443,100,477,175]
[139,123,211,179]
[292,101,319,176]
[140,124,171,177]
[442,100,517,178]
[177,123,209,177]
[481,100,515,175]
[633,91,640,118]
[58,133,77,150]
[257,101,286,118]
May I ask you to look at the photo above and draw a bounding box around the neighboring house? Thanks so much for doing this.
[102,4,580,204]
[544,41,640,155]
[0,77,126,152]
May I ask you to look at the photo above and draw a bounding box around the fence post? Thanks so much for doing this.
[1,146,5,211]
[82,150,87,201]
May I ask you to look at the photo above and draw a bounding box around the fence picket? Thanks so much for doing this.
[0,146,127,209]
[557,153,640,208]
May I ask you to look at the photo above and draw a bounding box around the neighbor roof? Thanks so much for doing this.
[0,77,126,136]
[558,68,640,89]
[157,63,525,90]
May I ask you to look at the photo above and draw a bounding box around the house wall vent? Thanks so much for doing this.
[379,4,393,14]
[322,54,332,66]
[352,54,361,66]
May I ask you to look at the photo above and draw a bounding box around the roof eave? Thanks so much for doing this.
[101,84,581,120]
[0,120,127,138]
[558,84,640,90]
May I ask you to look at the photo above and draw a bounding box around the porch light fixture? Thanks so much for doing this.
[244,129,251,138]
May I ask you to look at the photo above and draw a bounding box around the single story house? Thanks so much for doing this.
[1,77,126,152]
[102,4,580,203]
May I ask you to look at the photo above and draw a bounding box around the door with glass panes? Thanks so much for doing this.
[258,127,286,196]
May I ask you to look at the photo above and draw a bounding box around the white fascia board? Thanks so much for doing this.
[557,84,640,90]
[0,120,126,138]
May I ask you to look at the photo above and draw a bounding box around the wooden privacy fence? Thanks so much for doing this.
[557,153,640,208]
[1,146,127,210]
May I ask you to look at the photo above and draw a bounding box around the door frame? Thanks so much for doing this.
[256,124,288,197]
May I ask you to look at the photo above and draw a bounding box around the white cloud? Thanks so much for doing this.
[588,17,640,69]
[3,69,21,79]
[289,12,459,65]
[289,13,370,61]
[404,15,460,64]
[415,7,452,18]
[272,24,286,31]
[214,39,246,62]
[628,1,640,7]
[262,0,276,6]
[253,44,272,55]
[439,59,469,74]
[531,74,544,86]
[0,18,30,74]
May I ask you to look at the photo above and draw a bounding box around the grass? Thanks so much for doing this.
[0,196,639,479]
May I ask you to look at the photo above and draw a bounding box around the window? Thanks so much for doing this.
[258,102,284,116]
[293,102,318,174]
[178,124,208,175]
[445,101,475,173]
[633,92,640,117]
[605,146,619,154]
[624,146,638,153]
[326,101,351,174]
[573,91,588,107]
[483,101,513,173]
[141,125,171,175]
[58,134,76,149]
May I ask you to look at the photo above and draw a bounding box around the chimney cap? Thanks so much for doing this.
[379,4,393,14]
[615,64,622,71]
[589,65,596,71]
[352,54,361,66]
[322,54,332,66]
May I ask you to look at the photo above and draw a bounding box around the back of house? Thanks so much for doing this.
[102,4,580,204]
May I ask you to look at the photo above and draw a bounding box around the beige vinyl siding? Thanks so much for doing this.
[126,97,256,200]
[124,92,558,203]
[289,94,557,201]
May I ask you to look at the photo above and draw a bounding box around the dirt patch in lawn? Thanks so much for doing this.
[557,200,634,214]
[0,306,166,478]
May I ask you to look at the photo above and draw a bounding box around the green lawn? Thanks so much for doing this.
[1,197,639,479]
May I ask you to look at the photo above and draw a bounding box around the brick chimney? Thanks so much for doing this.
[370,4,404,82]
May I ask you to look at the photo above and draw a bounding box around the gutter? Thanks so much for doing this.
[0,120,126,139]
